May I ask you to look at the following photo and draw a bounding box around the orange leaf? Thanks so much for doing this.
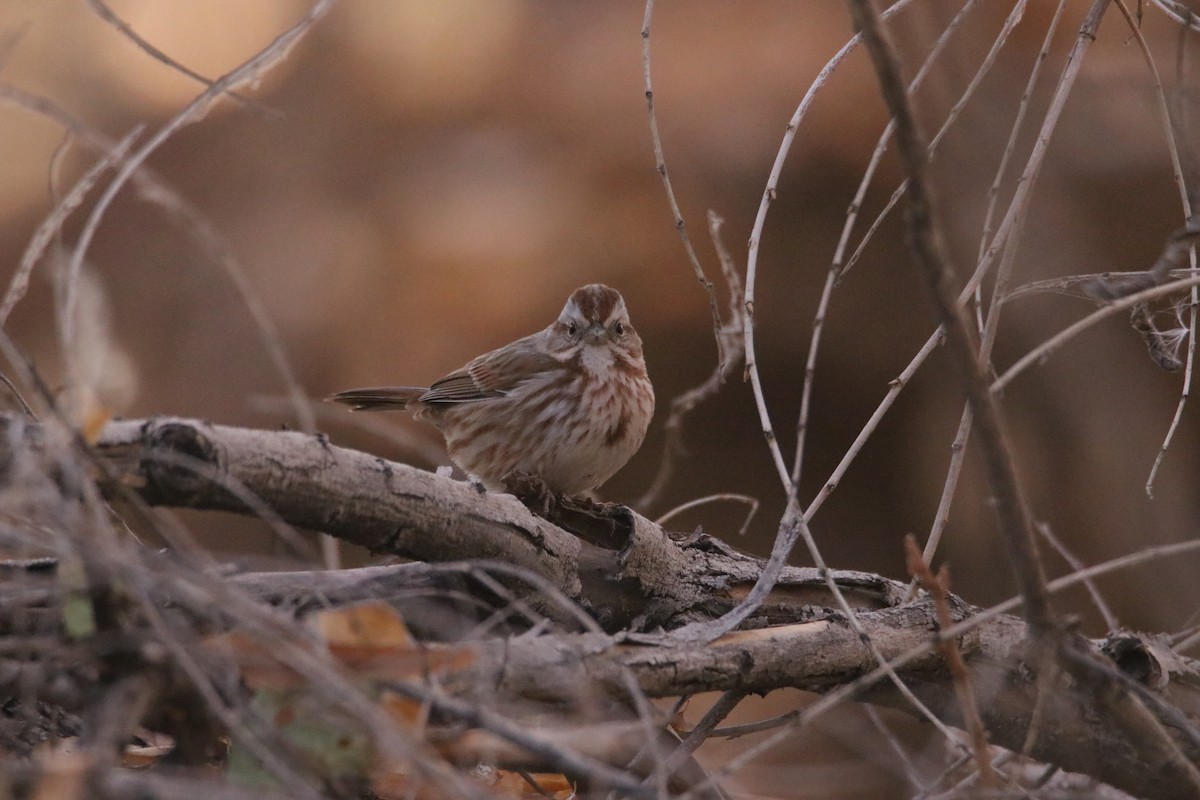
[202,630,305,690]
[314,601,415,651]
[380,689,426,727]
[314,601,477,680]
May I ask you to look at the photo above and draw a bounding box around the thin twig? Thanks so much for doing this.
[742,0,919,496]
[1106,0,1200,496]
[665,690,746,778]
[64,2,333,565]
[0,346,334,798]
[920,752,1017,799]
[635,211,745,511]
[1,124,143,327]
[130,449,317,560]
[1005,267,1198,303]
[836,0,1026,282]
[795,0,987,488]
[708,532,1200,771]
[0,370,35,418]
[1150,0,1200,31]
[386,680,658,799]
[0,86,317,446]
[915,1,1069,591]
[679,5,965,753]
[57,2,331,448]
[847,0,1051,629]
[860,703,930,792]
[805,0,1114,528]
[667,504,965,749]
[641,0,726,371]
[1058,640,1200,791]
[619,666,681,799]
[654,493,759,537]
[1011,645,1057,795]
[84,0,280,118]
[101,477,490,798]
[691,532,1200,797]
[904,535,996,789]
[440,560,607,635]
[993,272,1200,392]
[969,0,1069,334]
[1037,522,1119,631]
[1173,627,1200,654]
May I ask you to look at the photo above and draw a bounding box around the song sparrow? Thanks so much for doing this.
[328,284,654,495]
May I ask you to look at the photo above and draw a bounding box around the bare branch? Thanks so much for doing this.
[641,0,726,370]
[636,212,745,511]
[846,0,1052,629]
[84,0,279,118]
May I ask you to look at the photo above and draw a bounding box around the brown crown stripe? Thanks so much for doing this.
[567,284,624,323]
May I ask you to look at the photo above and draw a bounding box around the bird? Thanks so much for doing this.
[328,284,654,495]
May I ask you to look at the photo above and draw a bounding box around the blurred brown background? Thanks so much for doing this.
[2,0,1199,649]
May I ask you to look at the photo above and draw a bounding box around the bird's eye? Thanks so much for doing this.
[614,322,625,335]
[567,322,578,336]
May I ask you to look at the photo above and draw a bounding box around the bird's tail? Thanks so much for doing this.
[326,386,427,411]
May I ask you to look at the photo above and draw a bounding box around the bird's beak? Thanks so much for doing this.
[583,322,607,344]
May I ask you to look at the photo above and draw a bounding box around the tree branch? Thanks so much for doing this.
[95,417,903,632]
[53,417,1200,797]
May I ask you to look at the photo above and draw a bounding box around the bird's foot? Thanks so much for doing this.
[502,470,555,516]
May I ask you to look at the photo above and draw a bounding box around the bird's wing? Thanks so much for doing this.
[420,335,558,404]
